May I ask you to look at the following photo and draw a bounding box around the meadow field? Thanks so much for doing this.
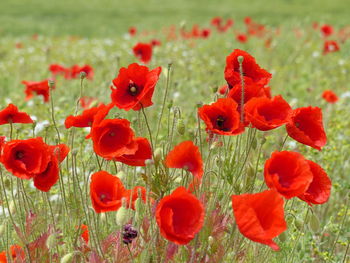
[0,0,349,262]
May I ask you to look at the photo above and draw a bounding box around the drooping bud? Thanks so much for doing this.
[177,118,185,135]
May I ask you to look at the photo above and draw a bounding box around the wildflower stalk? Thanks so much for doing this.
[127,244,135,263]
[140,104,154,151]
[155,63,172,145]
[9,122,13,140]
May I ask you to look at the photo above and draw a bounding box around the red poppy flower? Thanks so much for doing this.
[231,189,287,251]
[65,103,112,129]
[49,64,70,79]
[211,17,222,27]
[201,28,211,38]
[224,49,272,88]
[236,34,248,43]
[0,104,33,125]
[218,84,228,95]
[10,245,25,261]
[322,90,338,103]
[70,64,94,79]
[129,27,137,36]
[0,251,6,263]
[227,82,268,110]
[124,186,148,210]
[115,137,152,166]
[156,187,204,245]
[151,39,161,46]
[244,95,292,131]
[0,138,51,179]
[323,40,340,55]
[198,98,244,135]
[110,63,161,111]
[132,43,153,64]
[33,143,69,192]
[298,160,331,205]
[264,151,313,199]
[244,16,252,25]
[165,141,203,180]
[22,80,52,103]
[90,171,127,213]
[90,118,137,159]
[320,24,333,37]
[80,224,89,243]
[286,106,327,151]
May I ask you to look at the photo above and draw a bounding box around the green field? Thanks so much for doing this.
[1,0,350,37]
[0,0,349,262]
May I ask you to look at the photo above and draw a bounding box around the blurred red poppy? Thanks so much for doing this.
[225,49,271,88]
[198,98,244,135]
[156,187,204,245]
[151,39,161,46]
[286,106,327,151]
[90,171,127,213]
[244,95,292,131]
[133,43,153,64]
[0,104,33,125]
[70,64,94,79]
[165,141,203,179]
[49,64,71,79]
[320,24,333,37]
[64,103,113,129]
[298,160,331,205]
[264,151,313,199]
[110,63,161,111]
[90,118,137,159]
[236,33,248,43]
[22,80,52,103]
[114,137,152,166]
[322,90,338,103]
[323,40,340,55]
[80,224,89,243]
[231,189,286,251]
[201,28,211,38]
[129,27,137,36]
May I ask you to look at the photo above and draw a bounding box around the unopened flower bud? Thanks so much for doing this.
[153,148,163,164]
[237,56,244,64]
[60,253,74,263]
[80,71,87,79]
[48,80,55,89]
[177,119,185,135]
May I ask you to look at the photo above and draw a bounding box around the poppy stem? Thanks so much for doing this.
[140,104,154,152]
[127,244,135,263]
[48,80,61,143]
[9,122,13,140]
[238,56,245,123]
[155,63,172,145]
[280,134,289,150]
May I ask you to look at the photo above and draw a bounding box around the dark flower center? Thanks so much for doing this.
[216,116,226,129]
[128,83,140,96]
[15,151,24,160]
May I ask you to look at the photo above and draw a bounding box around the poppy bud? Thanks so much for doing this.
[153,148,163,164]
[237,55,244,64]
[100,212,106,222]
[145,159,154,166]
[309,213,320,233]
[60,253,74,263]
[116,206,129,226]
[80,71,87,79]
[167,99,173,109]
[208,236,214,245]
[9,201,16,214]
[294,218,304,231]
[251,137,257,150]
[280,231,288,243]
[0,224,5,236]
[177,119,185,135]
[48,80,55,89]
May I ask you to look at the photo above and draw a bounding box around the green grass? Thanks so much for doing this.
[0,0,350,37]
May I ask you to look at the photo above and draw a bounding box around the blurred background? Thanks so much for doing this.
[0,0,348,37]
